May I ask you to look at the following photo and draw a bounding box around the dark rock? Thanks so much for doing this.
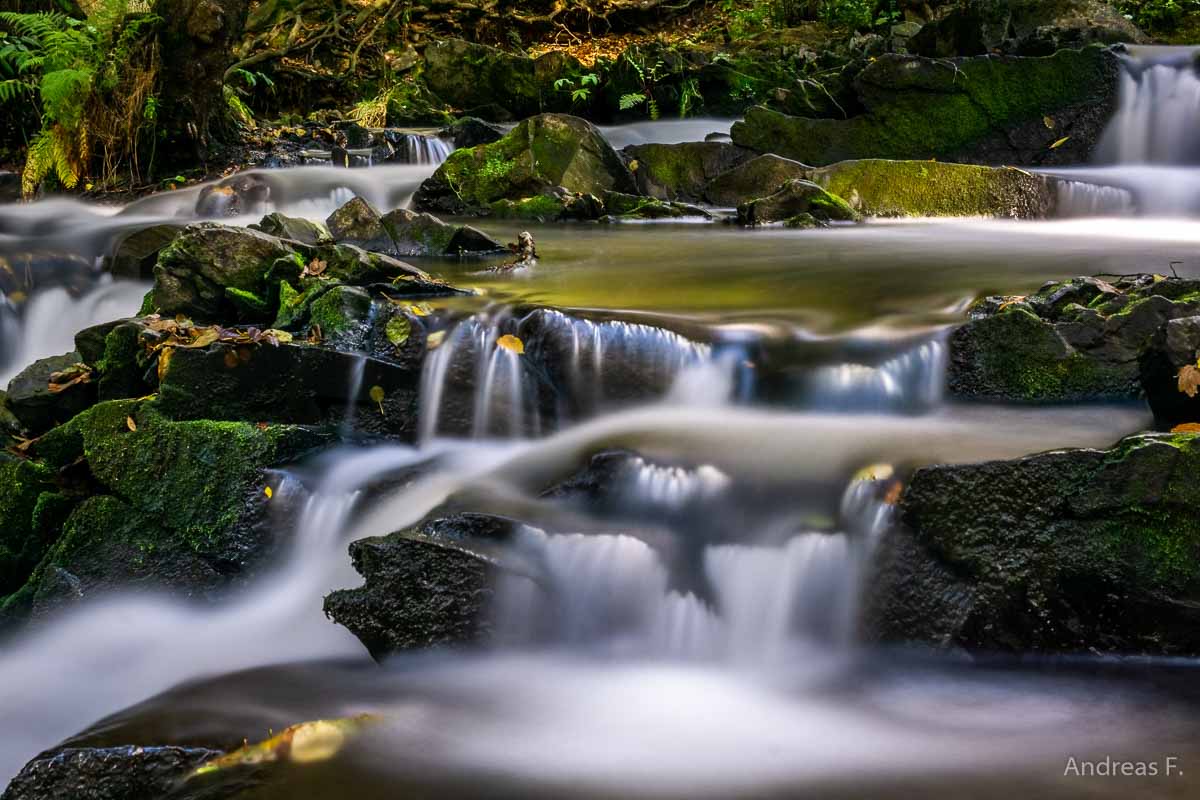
[869,433,1200,655]
[0,390,21,437]
[623,142,753,202]
[601,192,711,220]
[1,745,221,800]
[736,179,858,226]
[414,113,636,215]
[440,116,509,149]
[380,208,503,257]
[0,170,20,203]
[423,39,543,120]
[5,352,95,435]
[950,276,1200,402]
[1140,315,1200,430]
[325,197,393,252]
[107,225,182,281]
[704,154,811,207]
[324,513,532,660]
[249,212,330,245]
[730,45,1118,167]
[194,173,271,217]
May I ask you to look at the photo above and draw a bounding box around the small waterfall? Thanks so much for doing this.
[1095,46,1200,165]
[801,332,947,412]
[1054,179,1135,217]
[624,457,731,511]
[384,131,454,165]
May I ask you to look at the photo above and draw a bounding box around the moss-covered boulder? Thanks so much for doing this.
[949,275,1200,402]
[324,513,531,661]
[423,39,544,120]
[0,455,59,597]
[381,208,503,257]
[413,113,636,215]
[324,197,395,253]
[808,159,1059,218]
[703,154,811,207]
[0,399,328,625]
[249,212,330,245]
[1140,315,1200,431]
[869,432,1200,655]
[488,189,605,221]
[736,179,858,226]
[6,352,96,435]
[601,191,711,221]
[730,45,1118,166]
[623,142,752,202]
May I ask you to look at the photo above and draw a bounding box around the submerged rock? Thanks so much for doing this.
[730,45,1118,166]
[949,275,1200,402]
[413,113,636,215]
[870,432,1200,655]
[623,141,752,202]
[736,179,858,226]
[324,513,530,660]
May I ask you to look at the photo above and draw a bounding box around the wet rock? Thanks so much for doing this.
[949,276,1200,402]
[0,399,327,627]
[306,285,373,351]
[869,432,1200,655]
[195,173,271,217]
[380,208,504,257]
[730,45,1118,167]
[107,224,182,281]
[440,116,509,149]
[414,114,636,215]
[249,212,330,245]
[0,390,21,438]
[325,197,395,253]
[623,142,753,202]
[601,192,711,220]
[808,159,1060,218]
[5,352,96,435]
[736,179,858,226]
[1140,315,1200,430]
[910,0,1143,58]
[0,169,20,203]
[703,154,811,207]
[324,513,530,660]
[1,745,222,800]
[0,454,58,598]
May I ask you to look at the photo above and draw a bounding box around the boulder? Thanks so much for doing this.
[601,192,711,221]
[194,173,271,217]
[423,39,543,120]
[5,352,96,435]
[439,116,508,149]
[249,212,330,245]
[107,224,182,280]
[730,45,1118,167]
[703,154,811,207]
[2,745,222,800]
[869,432,1200,655]
[949,275,1200,402]
[325,197,395,253]
[413,114,636,215]
[623,142,753,202]
[1140,315,1200,430]
[0,454,59,597]
[488,188,605,221]
[808,159,1059,218]
[380,208,504,257]
[324,513,532,660]
[736,179,858,226]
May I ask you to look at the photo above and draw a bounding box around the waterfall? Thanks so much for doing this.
[1054,179,1135,217]
[384,131,454,165]
[800,332,948,413]
[1095,46,1200,165]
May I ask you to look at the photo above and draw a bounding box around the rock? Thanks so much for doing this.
[0,455,58,597]
[949,276,1200,402]
[808,159,1059,218]
[413,113,636,215]
[623,142,753,202]
[423,39,543,120]
[0,169,20,202]
[910,0,1144,58]
[703,154,811,207]
[5,352,96,435]
[730,45,1118,167]
[736,179,858,226]
[488,188,605,222]
[1140,315,1200,430]
[194,173,271,217]
[325,197,394,252]
[380,208,504,257]
[601,192,711,220]
[440,116,509,149]
[249,212,330,245]
[0,390,21,438]
[324,513,530,660]
[0,399,327,626]
[107,224,182,281]
[869,432,1200,655]
[2,745,222,800]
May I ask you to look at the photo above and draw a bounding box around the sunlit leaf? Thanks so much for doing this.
[1049,136,1070,150]
[426,330,445,349]
[1179,364,1200,398]
[158,347,174,381]
[188,715,377,779]
[264,486,273,499]
[1170,422,1200,433]
[408,303,431,317]
[369,384,386,415]
[125,416,137,432]
[497,334,524,354]
[386,315,411,347]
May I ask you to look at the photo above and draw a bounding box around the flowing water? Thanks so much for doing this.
[4,62,1200,797]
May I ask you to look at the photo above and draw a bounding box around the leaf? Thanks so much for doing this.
[158,347,174,381]
[385,315,410,347]
[223,350,240,369]
[496,334,524,354]
[180,327,220,349]
[1171,423,1200,433]
[1042,115,1055,129]
[125,416,137,432]
[1178,364,1200,398]
[408,303,430,317]
[260,329,293,346]
[368,385,385,415]
[47,362,92,393]
[188,715,377,779]
[883,482,904,505]
[426,330,446,349]
[853,463,893,482]
[302,258,327,278]
[1049,136,1070,150]
[264,486,273,499]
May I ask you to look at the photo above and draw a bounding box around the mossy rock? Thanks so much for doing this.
[489,190,605,222]
[601,191,710,220]
[736,179,858,225]
[0,456,58,596]
[703,154,811,207]
[249,212,331,245]
[870,432,1200,655]
[413,113,636,215]
[5,351,97,435]
[423,39,544,120]
[624,142,752,202]
[307,285,373,351]
[730,45,1118,166]
[808,159,1059,218]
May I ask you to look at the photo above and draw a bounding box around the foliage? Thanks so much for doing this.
[620,50,662,120]
[350,84,399,128]
[721,0,895,35]
[553,71,599,105]
[1118,0,1200,30]
[0,0,161,196]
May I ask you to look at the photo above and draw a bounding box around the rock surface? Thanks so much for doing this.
[1,745,221,800]
[1140,315,1200,430]
[736,179,858,226]
[623,142,752,202]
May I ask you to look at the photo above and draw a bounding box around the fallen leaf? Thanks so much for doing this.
[125,416,137,432]
[883,482,904,505]
[47,363,93,394]
[853,463,893,482]
[497,334,525,354]
[1179,364,1200,398]
[303,258,328,278]
[223,350,240,369]
[408,304,430,317]
[264,486,273,499]
[180,328,220,349]
[368,385,386,415]
[1171,422,1200,433]
[188,715,377,779]
[158,347,174,381]
[386,315,411,347]
[426,330,446,349]
[1042,115,1055,129]
[1049,136,1070,150]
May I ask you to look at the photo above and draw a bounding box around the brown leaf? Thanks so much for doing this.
[223,349,240,369]
[496,334,524,355]
[1178,364,1200,398]
[158,347,175,382]
[48,363,93,394]
[303,258,328,278]
[125,416,137,432]
[883,481,904,505]
[1171,422,1200,433]
[179,327,220,349]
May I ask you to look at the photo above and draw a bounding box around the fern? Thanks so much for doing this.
[619,92,646,111]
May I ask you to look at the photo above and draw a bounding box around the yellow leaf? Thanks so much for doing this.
[408,304,430,317]
[1171,423,1200,433]
[1042,115,1055,129]
[1178,364,1200,398]
[369,385,386,415]
[1152,274,1166,283]
[426,330,446,349]
[188,715,377,779]
[181,328,220,349]
[264,486,273,499]
[158,347,174,382]
[125,416,137,432]
[1049,136,1070,150]
[853,463,893,482]
[497,334,525,354]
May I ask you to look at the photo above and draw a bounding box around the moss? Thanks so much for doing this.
[489,193,567,220]
[0,457,55,594]
[224,286,272,317]
[137,289,156,316]
[307,285,372,346]
[810,159,1055,218]
[94,322,151,401]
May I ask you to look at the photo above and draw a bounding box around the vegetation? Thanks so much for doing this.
[1118,0,1200,31]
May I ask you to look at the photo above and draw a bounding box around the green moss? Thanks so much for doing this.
[489,193,566,220]
[0,457,55,594]
[224,286,272,317]
[307,285,372,344]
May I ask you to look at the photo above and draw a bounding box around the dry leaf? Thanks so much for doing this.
[158,347,175,382]
[1042,115,1055,129]
[883,482,904,505]
[368,385,386,414]
[497,334,525,354]
[1178,364,1200,398]
[223,350,240,369]
[125,416,137,432]
[426,330,446,349]
[1049,136,1070,150]
[1171,423,1200,433]
[188,715,377,779]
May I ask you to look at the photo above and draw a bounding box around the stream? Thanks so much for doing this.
[3,46,1200,799]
